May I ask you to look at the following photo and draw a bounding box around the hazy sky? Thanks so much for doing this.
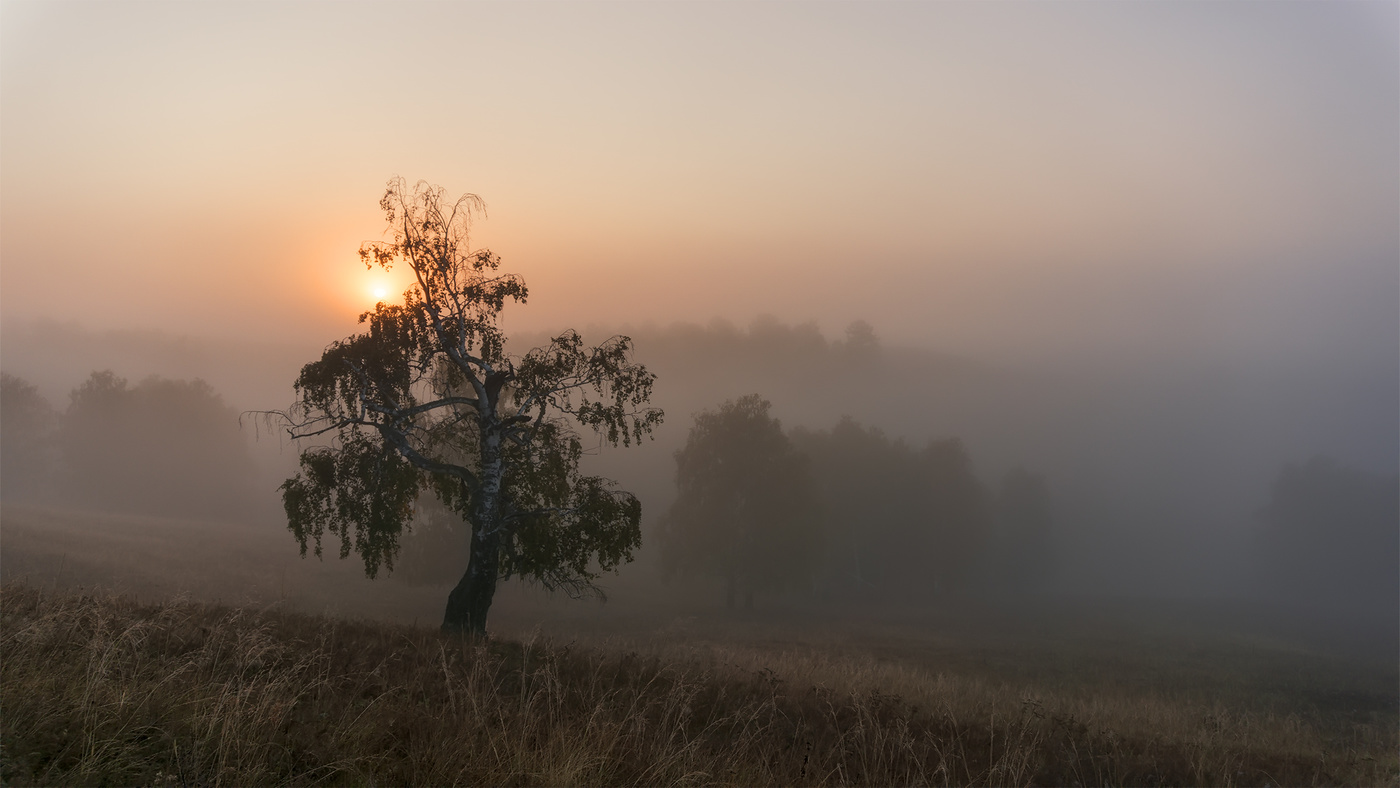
[2,1,1396,360]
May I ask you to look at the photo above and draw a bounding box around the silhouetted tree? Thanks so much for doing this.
[659,395,818,608]
[919,437,992,594]
[1256,457,1398,618]
[1,373,57,501]
[793,418,922,597]
[60,371,257,518]
[274,178,661,635]
[839,319,880,361]
[793,418,991,600]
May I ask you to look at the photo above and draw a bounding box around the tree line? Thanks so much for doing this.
[656,395,1055,609]
[655,396,1396,617]
[4,178,1392,634]
[0,370,258,519]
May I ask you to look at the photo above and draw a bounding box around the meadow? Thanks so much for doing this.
[2,504,1396,786]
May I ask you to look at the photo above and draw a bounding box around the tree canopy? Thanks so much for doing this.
[792,418,991,600]
[659,395,818,608]
[0,373,56,502]
[61,371,256,518]
[276,178,661,634]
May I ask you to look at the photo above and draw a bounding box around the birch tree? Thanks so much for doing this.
[275,178,662,634]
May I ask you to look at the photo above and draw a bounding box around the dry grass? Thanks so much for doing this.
[3,581,1395,787]
[2,504,1396,786]
[0,504,448,621]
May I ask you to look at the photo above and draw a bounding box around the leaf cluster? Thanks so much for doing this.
[282,433,420,578]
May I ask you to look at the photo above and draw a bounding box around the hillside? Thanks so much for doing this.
[3,579,1396,786]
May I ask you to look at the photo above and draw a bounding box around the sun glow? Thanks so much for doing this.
[361,270,414,306]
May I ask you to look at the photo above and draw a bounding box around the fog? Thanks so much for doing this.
[3,308,1395,628]
[1,1,1396,657]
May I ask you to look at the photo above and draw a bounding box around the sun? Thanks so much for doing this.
[354,266,414,308]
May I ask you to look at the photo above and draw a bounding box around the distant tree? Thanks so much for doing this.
[273,177,661,635]
[659,395,818,608]
[793,418,991,600]
[1,373,57,501]
[1256,457,1398,617]
[839,319,879,361]
[60,371,257,518]
[792,418,923,597]
[990,468,1055,593]
[919,437,992,593]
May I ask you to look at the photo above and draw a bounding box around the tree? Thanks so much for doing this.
[791,418,926,598]
[61,371,257,518]
[659,395,817,608]
[839,319,880,361]
[1,373,57,501]
[792,418,991,600]
[274,178,662,635]
[917,437,991,595]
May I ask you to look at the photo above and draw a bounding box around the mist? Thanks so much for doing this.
[3,304,1395,634]
[1,3,1396,781]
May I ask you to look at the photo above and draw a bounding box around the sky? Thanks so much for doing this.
[1,1,1396,362]
[0,1,1396,613]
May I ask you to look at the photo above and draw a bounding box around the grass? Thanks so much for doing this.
[3,582,1396,787]
[1,503,1396,786]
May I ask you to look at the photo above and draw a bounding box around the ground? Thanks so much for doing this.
[2,503,1395,786]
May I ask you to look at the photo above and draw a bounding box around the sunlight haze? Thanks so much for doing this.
[2,5,1397,781]
[2,1,1393,357]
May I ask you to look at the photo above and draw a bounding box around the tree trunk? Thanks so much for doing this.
[725,574,736,609]
[443,522,499,635]
[442,428,504,635]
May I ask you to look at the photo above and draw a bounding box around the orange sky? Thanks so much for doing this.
[1,1,1395,359]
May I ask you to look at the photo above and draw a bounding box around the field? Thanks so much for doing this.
[2,504,1396,786]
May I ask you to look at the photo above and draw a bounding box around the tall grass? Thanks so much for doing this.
[3,582,1395,786]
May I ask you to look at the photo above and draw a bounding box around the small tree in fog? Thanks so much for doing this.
[659,395,818,608]
[793,418,991,599]
[917,437,991,593]
[61,371,256,518]
[1,373,57,501]
[273,178,661,635]
[839,319,880,361]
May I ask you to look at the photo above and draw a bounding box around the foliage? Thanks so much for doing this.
[839,318,880,360]
[276,177,661,632]
[0,373,57,501]
[59,371,256,518]
[6,581,1395,787]
[659,395,818,607]
[792,418,991,599]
